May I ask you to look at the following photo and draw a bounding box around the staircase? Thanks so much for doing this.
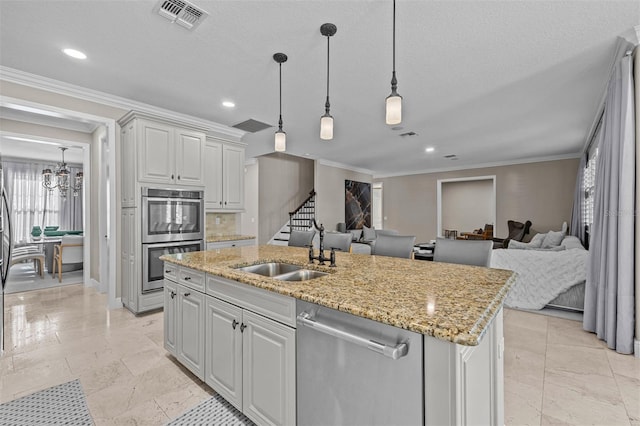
[269,190,316,246]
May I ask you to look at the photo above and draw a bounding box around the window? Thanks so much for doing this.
[582,148,598,234]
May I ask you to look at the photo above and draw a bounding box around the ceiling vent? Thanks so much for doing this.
[399,131,417,137]
[232,119,273,133]
[444,154,458,159]
[154,0,208,30]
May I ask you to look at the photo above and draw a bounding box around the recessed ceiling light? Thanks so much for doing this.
[425,147,435,153]
[222,101,235,108]
[62,48,87,59]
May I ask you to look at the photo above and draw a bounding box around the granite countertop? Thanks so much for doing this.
[161,245,516,346]
[206,234,256,243]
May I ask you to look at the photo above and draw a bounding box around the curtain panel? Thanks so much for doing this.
[583,52,636,354]
[570,153,587,245]
[1,159,84,244]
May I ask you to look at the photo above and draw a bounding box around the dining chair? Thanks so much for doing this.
[433,237,492,267]
[52,235,84,282]
[288,230,316,248]
[371,234,416,259]
[323,232,352,253]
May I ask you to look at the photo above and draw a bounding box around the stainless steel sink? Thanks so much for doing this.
[274,269,329,281]
[235,262,328,281]
[236,262,302,277]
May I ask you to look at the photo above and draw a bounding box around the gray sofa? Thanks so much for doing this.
[335,225,400,255]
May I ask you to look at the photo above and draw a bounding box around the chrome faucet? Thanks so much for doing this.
[308,220,336,266]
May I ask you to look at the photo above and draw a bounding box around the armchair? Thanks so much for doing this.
[52,235,84,282]
[493,220,532,249]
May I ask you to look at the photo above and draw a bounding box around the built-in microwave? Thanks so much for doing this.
[141,187,204,243]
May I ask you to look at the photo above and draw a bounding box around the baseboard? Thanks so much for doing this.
[90,278,100,288]
[634,339,640,358]
[109,297,123,310]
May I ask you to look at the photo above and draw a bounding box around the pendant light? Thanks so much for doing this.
[320,23,337,140]
[385,0,402,125]
[274,52,288,152]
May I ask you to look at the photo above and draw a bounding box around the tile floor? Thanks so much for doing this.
[1,284,638,425]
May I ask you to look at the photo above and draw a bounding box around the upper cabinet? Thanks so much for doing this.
[137,120,205,186]
[119,112,207,207]
[204,138,245,211]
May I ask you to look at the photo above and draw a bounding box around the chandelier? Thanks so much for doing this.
[42,147,83,198]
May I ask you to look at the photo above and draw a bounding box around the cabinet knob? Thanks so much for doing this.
[184,292,191,297]
[165,270,171,274]
[232,319,238,330]
[224,201,227,205]
[178,175,181,180]
[171,174,174,180]
[240,323,247,333]
[170,291,176,299]
[219,201,222,206]
[184,276,191,281]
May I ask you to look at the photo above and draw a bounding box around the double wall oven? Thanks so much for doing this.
[142,188,204,294]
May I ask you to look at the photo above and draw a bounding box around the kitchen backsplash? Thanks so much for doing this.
[206,213,237,237]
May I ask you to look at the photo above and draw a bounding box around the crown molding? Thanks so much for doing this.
[316,158,375,176]
[373,153,582,179]
[0,66,246,140]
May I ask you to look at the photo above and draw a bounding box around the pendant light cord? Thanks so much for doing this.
[325,34,331,113]
[390,0,398,92]
[278,62,283,131]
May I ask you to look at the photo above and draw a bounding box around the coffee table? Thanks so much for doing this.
[413,242,435,261]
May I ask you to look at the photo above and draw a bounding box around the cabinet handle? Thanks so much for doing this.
[232,319,238,330]
[240,323,247,333]
[165,270,172,273]
[178,175,181,180]
[184,276,191,281]
[171,174,174,180]
[170,291,176,299]
[184,292,191,297]
[219,201,222,206]
[224,201,227,205]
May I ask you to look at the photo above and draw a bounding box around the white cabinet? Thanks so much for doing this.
[137,119,205,186]
[164,280,178,355]
[176,283,205,380]
[205,295,296,426]
[121,121,136,207]
[120,208,137,309]
[204,139,245,211]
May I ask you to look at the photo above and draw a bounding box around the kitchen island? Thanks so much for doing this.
[161,245,515,426]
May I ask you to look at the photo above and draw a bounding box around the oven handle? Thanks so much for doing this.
[297,312,409,360]
[143,197,204,204]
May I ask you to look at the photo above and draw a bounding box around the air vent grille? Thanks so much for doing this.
[399,131,417,137]
[154,0,208,30]
[232,119,273,133]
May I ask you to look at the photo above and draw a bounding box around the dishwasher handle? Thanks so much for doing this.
[297,312,409,360]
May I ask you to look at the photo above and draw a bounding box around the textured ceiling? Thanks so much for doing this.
[0,1,638,175]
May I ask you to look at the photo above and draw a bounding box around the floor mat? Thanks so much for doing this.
[0,379,93,426]
[167,393,254,426]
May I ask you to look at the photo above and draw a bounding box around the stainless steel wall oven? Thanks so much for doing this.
[141,188,204,293]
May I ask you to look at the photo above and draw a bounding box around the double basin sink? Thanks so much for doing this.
[235,262,328,282]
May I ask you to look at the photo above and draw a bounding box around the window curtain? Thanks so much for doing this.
[583,52,636,354]
[569,153,587,245]
[2,159,84,244]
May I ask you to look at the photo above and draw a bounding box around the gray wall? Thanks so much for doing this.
[314,162,373,232]
[241,161,259,239]
[377,158,580,243]
[258,153,314,244]
[441,179,494,234]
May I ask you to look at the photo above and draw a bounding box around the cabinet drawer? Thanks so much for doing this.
[163,262,178,282]
[207,239,256,250]
[206,275,296,327]
[179,267,206,293]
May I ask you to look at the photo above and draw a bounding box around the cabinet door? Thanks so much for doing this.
[222,144,244,210]
[204,141,223,209]
[177,285,205,380]
[205,296,243,410]
[176,129,205,186]
[121,122,136,207]
[242,310,296,426]
[121,209,137,311]
[138,120,174,184]
[164,280,178,355]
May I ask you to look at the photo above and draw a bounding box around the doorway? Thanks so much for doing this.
[0,96,118,308]
[437,176,496,238]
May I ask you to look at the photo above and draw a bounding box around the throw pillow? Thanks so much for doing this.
[349,229,362,242]
[508,233,545,249]
[561,236,586,250]
[542,230,564,248]
[362,225,376,241]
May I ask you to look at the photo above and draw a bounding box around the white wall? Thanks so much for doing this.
[241,161,259,239]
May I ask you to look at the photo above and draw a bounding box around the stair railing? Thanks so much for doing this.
[288,190,316,232]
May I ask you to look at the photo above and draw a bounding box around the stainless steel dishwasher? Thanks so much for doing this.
[296,300,423,426]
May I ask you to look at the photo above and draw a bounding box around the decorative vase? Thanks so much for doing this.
[31,226,42,237]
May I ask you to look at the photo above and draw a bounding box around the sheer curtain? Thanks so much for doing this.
[583,51,636,354]
[2,159,84,244]
[569,153,587,245]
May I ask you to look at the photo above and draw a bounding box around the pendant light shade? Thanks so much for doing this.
[385,0,402,125]
[273,52,288,152]
[320,23,337,140]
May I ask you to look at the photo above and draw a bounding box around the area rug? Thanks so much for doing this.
[0,379,94,425]
[4,264,83,294]
[167,393,254,426]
